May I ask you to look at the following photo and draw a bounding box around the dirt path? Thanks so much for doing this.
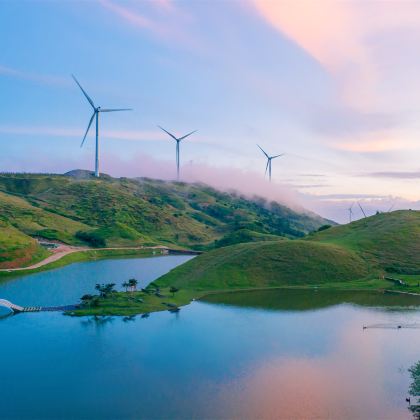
[0,245,169,272]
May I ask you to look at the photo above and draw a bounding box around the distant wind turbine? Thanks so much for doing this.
[348,202,355,223]
[358,202,367,218]
[158,126,197,180]
[257,145,284,182]
[72,75,132,177]
[388,201,396,212]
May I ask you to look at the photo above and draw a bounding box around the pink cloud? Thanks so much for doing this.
[98,0,199,51]
[250,1,420,109]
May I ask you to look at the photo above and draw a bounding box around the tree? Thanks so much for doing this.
[170,286,179,297]
[128,278,138,292]
[95,283,116,298]
[122,281,130,293]
[80,294,94,307]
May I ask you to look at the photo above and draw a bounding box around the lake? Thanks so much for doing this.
[0,256,419,419]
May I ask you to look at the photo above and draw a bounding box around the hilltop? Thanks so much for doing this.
[0,170,328,268]
[156,210,420,292]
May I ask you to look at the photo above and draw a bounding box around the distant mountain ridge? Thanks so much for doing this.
[0,170,330,268]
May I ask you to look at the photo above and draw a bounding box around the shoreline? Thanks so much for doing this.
[0,246,197,279]
[67,283,420,317]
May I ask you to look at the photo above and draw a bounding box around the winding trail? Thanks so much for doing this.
[0,244,170,273]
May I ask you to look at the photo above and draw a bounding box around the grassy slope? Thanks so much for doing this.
[311,210,420,274]
[0,222,50,268]
[0,172,328,255]
[0,190,89,244]
[156,210,420,294]
[214,228,285,248]
[157,240,370,290]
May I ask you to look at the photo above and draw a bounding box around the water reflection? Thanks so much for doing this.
[203,288,420,312]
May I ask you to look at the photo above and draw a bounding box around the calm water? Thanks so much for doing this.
[0,257,419,419]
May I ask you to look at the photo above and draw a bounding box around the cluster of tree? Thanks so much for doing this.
[122,278,138,292]
[95,283,116,297]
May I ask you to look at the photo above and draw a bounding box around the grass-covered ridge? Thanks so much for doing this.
[0,171,329,268]
[156,210,420,294]
[311,210,420,274]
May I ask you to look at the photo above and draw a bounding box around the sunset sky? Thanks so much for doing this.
[2,0,420,222]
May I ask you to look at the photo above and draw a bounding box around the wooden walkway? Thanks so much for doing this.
[0,299,78,313]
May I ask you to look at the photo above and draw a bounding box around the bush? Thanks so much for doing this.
[317,224,332,232]
[75,230,106,247]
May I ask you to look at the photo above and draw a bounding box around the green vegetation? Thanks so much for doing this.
[70,210,420,316]
[71,283,197,316]
[0,171,328,268]
[156,240,370,290]
[0,221,50,268]
[214,228,285,248]
[155,210,420,295]
[310,210,420,274]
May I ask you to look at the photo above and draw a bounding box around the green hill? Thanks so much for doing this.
[311,210,420,274]
[156,240,369,290]
[0,171,328,267]
[156,210,420,292]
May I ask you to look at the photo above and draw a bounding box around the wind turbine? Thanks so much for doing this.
[358,202,367,218]
[257,145,284,182]
[72,75,132,177]
[348,202,355,223]
[158,126,197,180]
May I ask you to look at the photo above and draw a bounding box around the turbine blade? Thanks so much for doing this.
[72,74,95,109]
[100,108,133,112]
[80,112,95,147]
[357,202,367,218]
[179,130,197,141]
[271,153,284,159]
[265,159,269,175]
[158,125,178,141]
[257,144,269,158]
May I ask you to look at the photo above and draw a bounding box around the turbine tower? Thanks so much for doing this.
[158,126,197,180]
[348,203,354,223]
[257,145,284,182]
[72,75,132,177]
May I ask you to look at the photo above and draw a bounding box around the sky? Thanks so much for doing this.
[1,0,420,223]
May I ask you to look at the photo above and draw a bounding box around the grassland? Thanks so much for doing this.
[0,171,328,268]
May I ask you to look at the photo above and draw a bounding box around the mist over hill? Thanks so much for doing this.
[0,170,330,268]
